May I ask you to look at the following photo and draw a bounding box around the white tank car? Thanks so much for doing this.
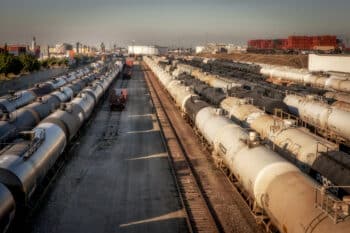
[167,80,197,111]
[145,57,350,233]
[284,94,350,142]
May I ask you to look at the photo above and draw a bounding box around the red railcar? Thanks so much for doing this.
[247,35,339,53]
[109,88,128,110]
[126,60,133,67]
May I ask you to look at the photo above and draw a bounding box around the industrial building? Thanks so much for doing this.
[127,45,168,55]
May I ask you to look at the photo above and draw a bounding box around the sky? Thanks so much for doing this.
[1,0,350,48]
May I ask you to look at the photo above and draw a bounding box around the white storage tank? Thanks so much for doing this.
[128,45,168,55]
[309,54,350,73]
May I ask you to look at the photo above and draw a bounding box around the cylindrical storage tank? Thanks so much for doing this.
[60,87,74,101]
[65,73,77,82]
[338,80,350,93]
[72,79,86,91]
[314,76,328,88]
[0,183,15,233]
[274,128,338,166]
[207,77,232,90]
[43,103,84,140]
[325,76,346,90]
[183,97,209,123]
[0,121,17,144]
[0,90,36,115]
[245,93,289,114]
[195,107,215,139]
[46,77,67,89]
[213,124,246,163]
[65,83,82,96]
[229,104,264,124]
[167,81,196,111]
[312,151,350,194]
[29,83,55,97]
[22,95,61,120]
[200,88,226,106]
[298,98,330,128]
[71,93,95,120]
[327,108,350,141]
[96,78,109,92]
[303,74,319,85]
[202,112,232,145]
[51,90,69,103]
[325,92,350,104]
[195,107,229,145]
[264,169,350,233]
[332,101,350,112]
[10,108,40,132]
[83,84,104,103]
[283,95,303,115]
[0,123,66,203]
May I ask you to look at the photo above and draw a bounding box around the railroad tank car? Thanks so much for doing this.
[332,101,350,112]
[0,91,36,117]
[83,83,104,103]
[284,94,350,142]
[232,91,289,114]
[43,102,85,141]
[29,83,55,97]
[0,72,105,146]
[65,73,77,82]
[0,63,118,232]
[45,77,67,89]
[199,87,226,106]
[0,184,15,233]
[221,97,265,124]
[0,66,97,118]
[71,93,96,120]
[167,80,197,111]
[220,96,350,192]
[65,81,85,96]
[0,123,67,204]
[183,97,209,123]
[145,57,350,233]
[176,70,288,114]
[325,91,350,104]
[195,99,350,233]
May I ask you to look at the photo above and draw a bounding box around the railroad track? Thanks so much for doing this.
[143,64,222,233]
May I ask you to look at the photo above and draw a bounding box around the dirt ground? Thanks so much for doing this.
[199,53,308,69]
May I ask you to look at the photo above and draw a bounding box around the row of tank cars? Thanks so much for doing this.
[144,56,350,233]
[0,59,123,232]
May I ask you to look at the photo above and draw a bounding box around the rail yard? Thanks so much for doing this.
[0,53,349,233]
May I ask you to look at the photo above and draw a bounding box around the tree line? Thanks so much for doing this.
[0,53,69,76]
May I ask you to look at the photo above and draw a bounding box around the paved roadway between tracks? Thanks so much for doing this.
[25,64,189,233]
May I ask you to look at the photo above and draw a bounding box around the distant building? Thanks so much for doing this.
[195,46,205,54]
[31,36,37,51]
[7,45,27,56]
[195,43,247,54]
[40,45,50,59]
[34,45,40,58]
[55,43,73,54]
[100,42,106,53]
[76,42,80,54]
[128,45,168,55]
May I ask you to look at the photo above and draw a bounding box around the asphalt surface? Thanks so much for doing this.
[26,65,188,233]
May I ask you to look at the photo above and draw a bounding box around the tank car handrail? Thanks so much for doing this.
[20,128,45,159]
[315,185,350,224]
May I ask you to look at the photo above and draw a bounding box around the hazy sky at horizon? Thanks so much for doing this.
[1,0,350,47]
